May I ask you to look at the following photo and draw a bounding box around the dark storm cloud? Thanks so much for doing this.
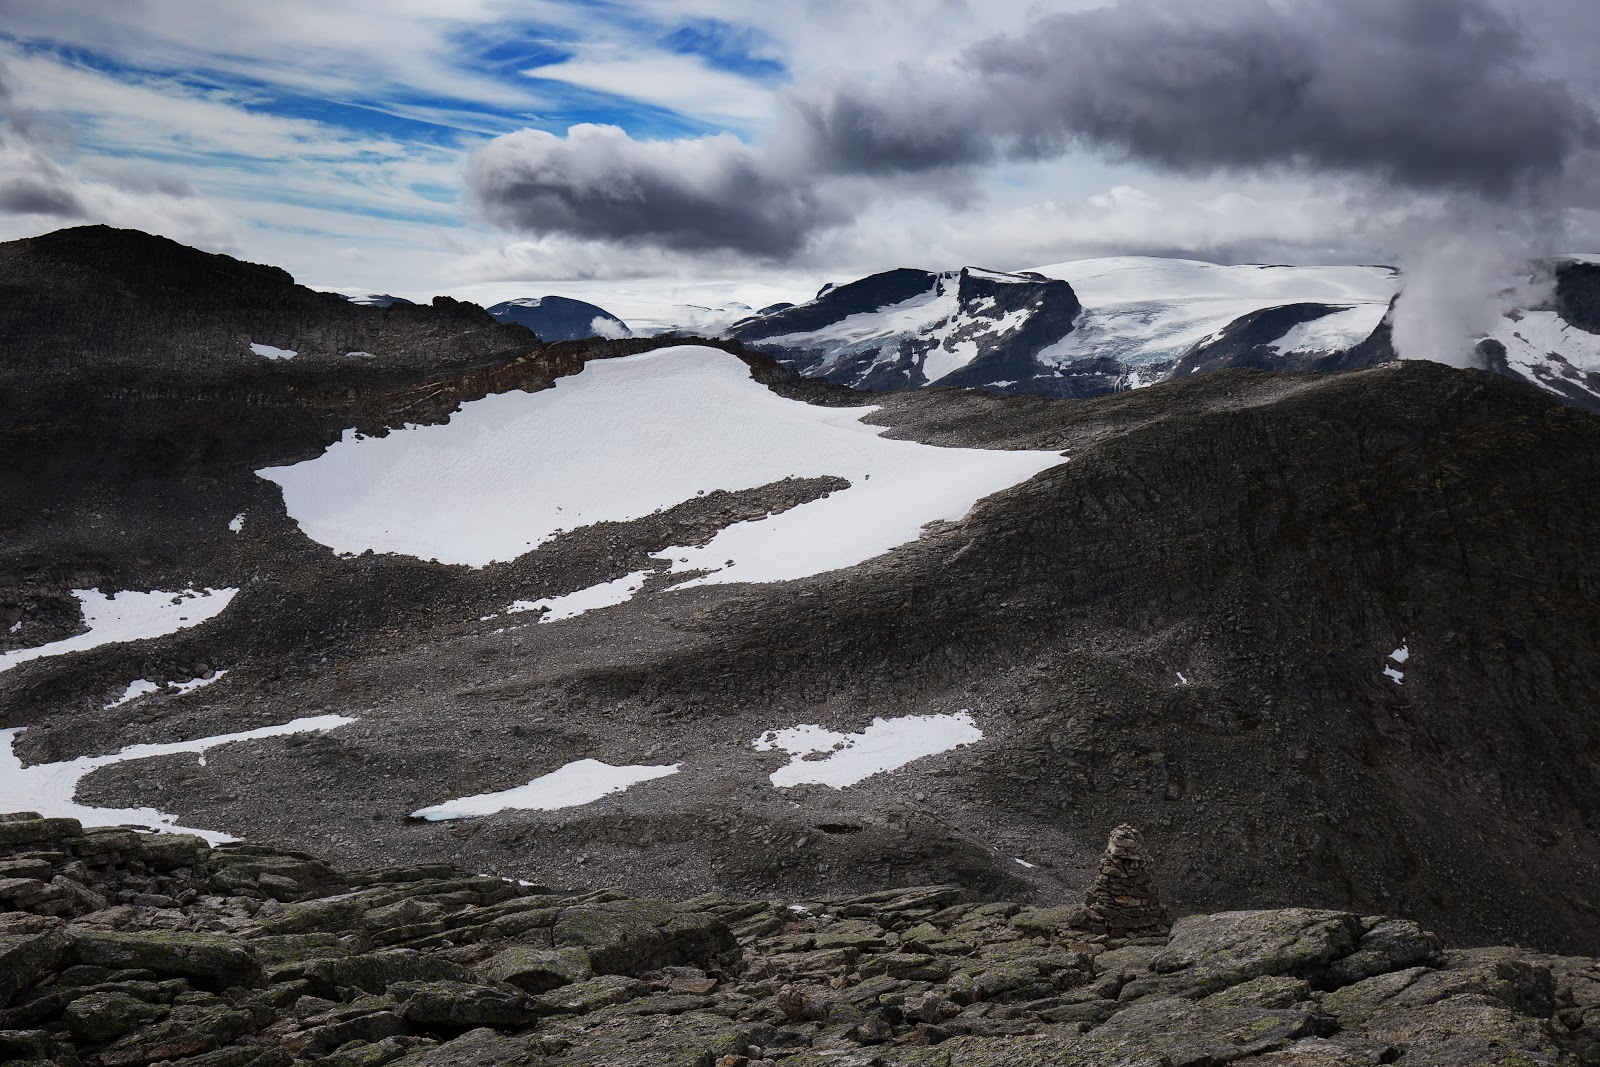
[469,0,1598,255]
[0,166,86,216]
[796,0,1597,195]
[466,123,837,257]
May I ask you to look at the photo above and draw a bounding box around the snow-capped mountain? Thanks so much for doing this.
[728,258,1399,397]
[486,295,631,341]
[1478,259,1600,411]
[728,266,1082,391]
[727,254,1600,411]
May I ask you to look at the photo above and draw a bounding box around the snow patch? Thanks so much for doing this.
[1175,671,1190,686]
[411,759,680,820]
[1269,305,1390,354]
[0,588,237,675]
[0,715,354,841]
[1014,857,1037,869]
[515,571,653,623]
[345,351,379,359]
[1485,309,1600,400]
[106,671,229,709]
[250,343,297,360]
[753,711,984,789]
[229,513,245,533]
[1384,641,1409,685]
[261,348,1066,617]
[106,680,160,708]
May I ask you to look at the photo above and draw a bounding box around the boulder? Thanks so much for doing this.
[296,950,479,997]
[476,946,592,994]
[68,930,263,990]
[1134,909,1362,997]
[392,980,538,1030]
[0,932,68,1005]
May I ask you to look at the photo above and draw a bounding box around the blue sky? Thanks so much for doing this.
[0,0,1595,308]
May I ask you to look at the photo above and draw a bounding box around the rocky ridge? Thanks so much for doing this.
[0,813,1595,1067]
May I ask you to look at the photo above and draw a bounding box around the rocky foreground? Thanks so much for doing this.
[0,814,1596,1066]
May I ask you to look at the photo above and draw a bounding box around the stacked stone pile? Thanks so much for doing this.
[1080,824,1170,939]
[0,814,1596,1066]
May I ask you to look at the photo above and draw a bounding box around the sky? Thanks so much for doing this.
[1,0,1597,311]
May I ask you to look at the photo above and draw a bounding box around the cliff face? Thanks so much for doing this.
[4,227,1600,960]
[0,814,1594,1067]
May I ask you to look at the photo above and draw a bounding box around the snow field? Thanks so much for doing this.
[0,715,354,841]
[260,348,1066,618]
[753,711,984,789]
[249,342,297,360]
[1029,258,1398,372]
[414,709,987,820]
[0,588,237,674]
[509,570,654,622]
[1486,310,1600,399]
[411,759,681,820]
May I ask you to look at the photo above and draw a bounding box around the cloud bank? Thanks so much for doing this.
[469,0,1599,265]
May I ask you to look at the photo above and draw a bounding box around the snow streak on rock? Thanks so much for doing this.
[753,711,984,788]
[411,759,681,820]
[0,588,238,674]
[0,715,355,841]
[249,342,297,360]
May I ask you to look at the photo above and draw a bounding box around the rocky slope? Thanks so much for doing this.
[1,813,1596,1067]
[3,227,1600,960]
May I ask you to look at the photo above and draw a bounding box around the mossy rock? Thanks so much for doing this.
[63,990,168,1043]
[0,932,69,1004]
[69,930,263,991]
[477,946,592,994]
[392,980,538,1030]
[295,950,479,997]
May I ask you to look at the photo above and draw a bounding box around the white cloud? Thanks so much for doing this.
[525,51,775,125]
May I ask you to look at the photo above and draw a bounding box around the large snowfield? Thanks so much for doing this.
[260,346,1067,611]
[1030,257,1399,371]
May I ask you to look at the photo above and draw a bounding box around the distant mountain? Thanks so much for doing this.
[487,295,631,341]
[729,258,1398,397]
[724,255,1600,412]
[728,266,1082,391]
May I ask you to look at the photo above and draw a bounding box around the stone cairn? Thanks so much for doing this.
[1081,823,1170,938]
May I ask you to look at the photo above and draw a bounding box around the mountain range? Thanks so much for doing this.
[725,257,1600,411]
[2,225,1599,962]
